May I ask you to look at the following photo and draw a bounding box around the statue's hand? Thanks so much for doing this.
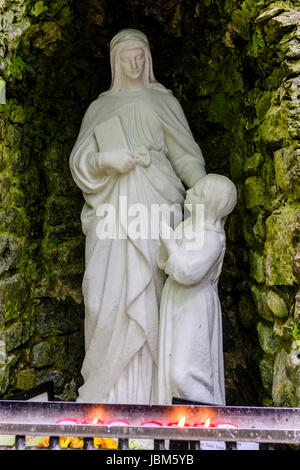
[159,221,177,256]
[100,150,136,174]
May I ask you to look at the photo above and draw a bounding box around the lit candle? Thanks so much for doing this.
[81,418,103,425]
[56,419,79,425]
[131,421,163,450]
[178,416,187,427]
[106,420,130,450]
[197,418,227,451]
[204,418,211,428]
[216,422,239,429]
[140,421,162,427]
[193,418,216,428]
[107,419,130,426]
[167,416,189,427]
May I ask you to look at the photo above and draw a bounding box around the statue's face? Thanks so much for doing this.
[185,185,203,208]
[119,47,146,81]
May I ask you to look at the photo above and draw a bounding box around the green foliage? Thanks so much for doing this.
[293,323,300,344]
[30,1,48,17]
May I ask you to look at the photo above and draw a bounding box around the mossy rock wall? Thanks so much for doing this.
[0,0,299,405]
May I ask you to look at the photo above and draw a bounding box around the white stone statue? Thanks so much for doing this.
[157,174,237,405]
[69,29,206,404]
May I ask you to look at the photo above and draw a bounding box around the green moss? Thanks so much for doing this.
[16,368,36,390]
[0,339,6,365]
[244,153,263,175]
[272,351,298,407]
[241,0,268,21]
[262,159,275,187]
[273,378,298,407]
[259,358,273,392]
[253,212,266,242]
[259,102,290,148]
[230,8,251,40]
[32,22,63,53]
[0,78,5,104]
[0,234,23,275]
[257,321,279,355]
[45,196,83,227]
[254,2,289,24]
[250,250,265,283]
[170,3,183,37]
[10,104,27,124]
[31,341,55,369]
[242,212,257,246]
[7,55,29,80]
[274,146,300,201]
[35,369,69,395]
[267,290,289,318]
[226,212,242,243]
[35,297,83,338]
[0,354,17,395]
[5,123,22,147]
[30,1,48,17]
[207,92,232,127]
[293,323,300,344]
[244,176,267,209]
[250,25,266,58]
[230,151,244,180]
[256,92,273,121]
[0,208,30,237]
[251,284,274,322]
[2,320,32,351]
[0,275,28,324]
[265,205,299,286]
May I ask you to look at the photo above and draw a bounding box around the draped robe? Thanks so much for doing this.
[69,87,206,403]
[157,226,226,406]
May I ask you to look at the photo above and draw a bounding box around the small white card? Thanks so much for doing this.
[200,440,226,450]
[237,441,260,450]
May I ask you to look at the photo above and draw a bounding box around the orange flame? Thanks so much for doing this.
[93,417,100,424]
[204,418,211,428]
[178,416,186,427]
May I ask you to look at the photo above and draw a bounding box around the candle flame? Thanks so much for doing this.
[204,418,210,428]
[178,416,186,427]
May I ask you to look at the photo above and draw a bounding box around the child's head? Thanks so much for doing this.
[185,174,237,221]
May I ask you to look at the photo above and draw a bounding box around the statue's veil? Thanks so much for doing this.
[100,29,169,96]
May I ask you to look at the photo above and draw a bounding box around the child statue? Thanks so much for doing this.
[157,174,237,405]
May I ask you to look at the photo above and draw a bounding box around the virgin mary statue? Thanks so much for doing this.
[70,29,206,404]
